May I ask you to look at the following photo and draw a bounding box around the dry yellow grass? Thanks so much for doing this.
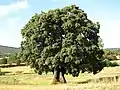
[0,83,120,90]
[0,66,120,90]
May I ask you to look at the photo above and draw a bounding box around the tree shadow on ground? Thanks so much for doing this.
[76,79,92,84]
[0,71,11,75]
[23,72,35,74]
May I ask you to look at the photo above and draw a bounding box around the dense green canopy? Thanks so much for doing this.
[20,5,104,83]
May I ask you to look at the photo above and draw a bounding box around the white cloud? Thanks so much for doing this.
[88,14,120,48]
[0,0,29,47]
[100,20,120,48]
[0,17,25,47]
[0,0,29,18]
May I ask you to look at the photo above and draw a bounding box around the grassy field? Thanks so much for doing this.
[0,66,120,90]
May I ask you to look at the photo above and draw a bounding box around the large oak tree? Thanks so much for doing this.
[20,5,104,83]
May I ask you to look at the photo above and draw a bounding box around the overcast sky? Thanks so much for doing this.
[0,0,120,48]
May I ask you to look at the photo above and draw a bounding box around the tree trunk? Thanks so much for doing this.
[60,67,67,83]
[60,71,67,83]
[52,69,60,84]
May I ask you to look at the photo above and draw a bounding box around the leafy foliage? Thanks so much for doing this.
[20,5,104,79]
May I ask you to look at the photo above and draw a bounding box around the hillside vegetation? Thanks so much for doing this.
[0,45,19,54]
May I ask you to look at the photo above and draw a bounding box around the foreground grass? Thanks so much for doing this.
[0,66,91,85]
[0,66,52,86]
[0,83,120,90]
[0,66,120,90]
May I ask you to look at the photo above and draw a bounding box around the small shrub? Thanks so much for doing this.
[102,59,119,67]
[0,68,1,75]
[16,60,21,66]
[0,58,7,64]
[110,62,119,67]
[106,55,117,60]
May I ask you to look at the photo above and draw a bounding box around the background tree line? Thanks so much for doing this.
[0,52,23,65]
[104,48,120,60]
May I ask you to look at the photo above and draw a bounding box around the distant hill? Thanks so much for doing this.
[0,45,20,54]
[0,45,120,54]
[105,48,120,51]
